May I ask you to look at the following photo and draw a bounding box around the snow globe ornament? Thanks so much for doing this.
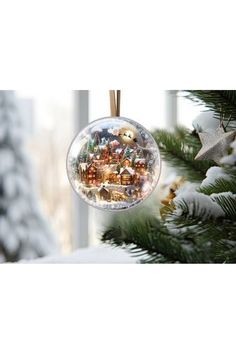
[67,91,161,210]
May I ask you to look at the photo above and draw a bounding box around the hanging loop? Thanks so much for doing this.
[109,90,121,117]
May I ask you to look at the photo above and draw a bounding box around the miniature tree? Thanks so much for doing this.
[0,91,57,262]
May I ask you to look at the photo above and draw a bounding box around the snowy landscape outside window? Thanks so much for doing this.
[17,90,74,254]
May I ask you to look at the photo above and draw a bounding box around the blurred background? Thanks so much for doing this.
[0,90,204,261]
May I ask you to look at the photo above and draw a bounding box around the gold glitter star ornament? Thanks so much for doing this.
[195,127,236,164]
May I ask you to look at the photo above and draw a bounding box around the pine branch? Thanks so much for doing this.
[152,127,215,182]
[101,209,236,263]
[102,185,236,264]
[213,193,236,220]
[101,216,198,263]
[199,178,236,195]
[185,90,236,125]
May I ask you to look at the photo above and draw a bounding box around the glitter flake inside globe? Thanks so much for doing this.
[67,117,161,210]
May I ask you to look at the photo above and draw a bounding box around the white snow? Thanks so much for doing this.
[134,158,146,163]
[175,181,198,195]
[200,166,232,188]
[220,138,236,166]
[80,162,88,172]
[2,172,17,198]
[21,245,138,264]
[120,167,135,175]
[160,172,178,188]
[174,191,225,219]
[221,154,236,166]
[0,148,15,173]
[98,186,109,193]
[98,144,106,150]
[231,140,236,150]
[5,232,20,254]
[0,217,10,238]
[0,121,7,141]
[7,198,30,223]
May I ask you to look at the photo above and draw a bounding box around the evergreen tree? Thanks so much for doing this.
[125,147,132,158]
[101,91,236,263]
[87,139,95,152]
[0,91,57,262]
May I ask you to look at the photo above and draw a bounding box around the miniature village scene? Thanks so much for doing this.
[69,118,159,209]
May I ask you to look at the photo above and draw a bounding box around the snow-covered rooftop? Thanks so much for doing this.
[98,186,109,193]
[98,144,107,149]
[135,158,146,163]
[120,167,135,175]
[80,163,88,171]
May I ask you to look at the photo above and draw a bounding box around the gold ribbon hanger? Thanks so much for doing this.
[109,90,121,117]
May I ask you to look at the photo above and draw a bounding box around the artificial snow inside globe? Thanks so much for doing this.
[67,117,161,210]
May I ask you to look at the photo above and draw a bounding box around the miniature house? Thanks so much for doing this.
[135,158,146,174]
[120,167,135,185]
[99,186,110,201]
[86,164,97,185]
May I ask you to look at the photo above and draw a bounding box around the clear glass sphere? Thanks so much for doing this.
[67,116,161,210]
